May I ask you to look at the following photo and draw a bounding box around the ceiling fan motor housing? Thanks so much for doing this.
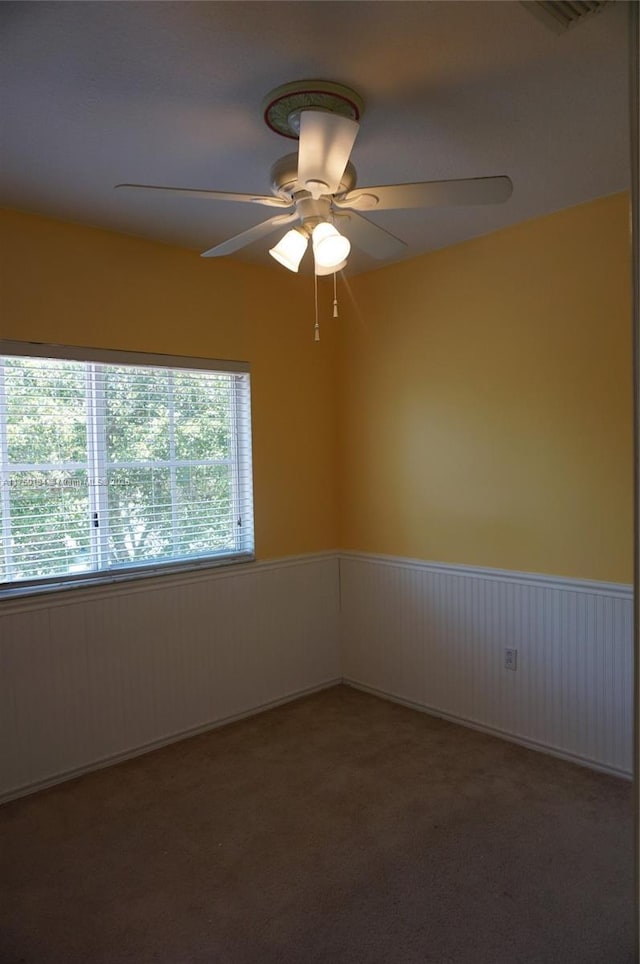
[270,153,358,201]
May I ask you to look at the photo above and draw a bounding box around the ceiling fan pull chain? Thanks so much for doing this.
[314,271,320,342]
[333,272,339,318]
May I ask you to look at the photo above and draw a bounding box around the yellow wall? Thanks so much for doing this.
[0,208,339,560]
[339,193,633,583]
[1,195,633,583]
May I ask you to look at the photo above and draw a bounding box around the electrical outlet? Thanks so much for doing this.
[504,647,518,671]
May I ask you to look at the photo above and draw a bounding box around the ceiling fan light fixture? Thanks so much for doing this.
[312,222,351,269]
[314,258,347,276]
[269,228,308,272]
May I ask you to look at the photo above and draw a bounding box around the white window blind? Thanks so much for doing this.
[0,343,254,594]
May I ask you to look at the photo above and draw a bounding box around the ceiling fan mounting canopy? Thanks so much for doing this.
[262,80,364,139]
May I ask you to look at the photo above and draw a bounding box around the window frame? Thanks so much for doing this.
[0,340,255,600]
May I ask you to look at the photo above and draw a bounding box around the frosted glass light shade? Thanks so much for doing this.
[269,229,308,272]
[312,222,351,269]
[314,258,347,276]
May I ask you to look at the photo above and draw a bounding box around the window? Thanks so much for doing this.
[0,342,254,595]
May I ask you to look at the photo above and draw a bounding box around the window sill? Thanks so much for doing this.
[0,552,256,605]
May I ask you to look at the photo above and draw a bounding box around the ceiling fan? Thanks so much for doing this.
[115,81,513,275]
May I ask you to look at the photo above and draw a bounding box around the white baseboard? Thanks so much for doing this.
[1,678,342,805]
[344,679,632,781]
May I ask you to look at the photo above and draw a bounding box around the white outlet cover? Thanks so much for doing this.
[505,648,518,670]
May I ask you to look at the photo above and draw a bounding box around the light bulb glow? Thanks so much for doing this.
[269,229,308,272]
[312,222,351,269]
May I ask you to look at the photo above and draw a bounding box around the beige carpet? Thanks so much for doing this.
[0,685,634,964]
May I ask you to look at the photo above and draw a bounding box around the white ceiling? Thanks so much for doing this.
[0,1,630,275]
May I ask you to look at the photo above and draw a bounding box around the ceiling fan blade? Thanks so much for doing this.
[335,176,513,212]
[115,183,293,209]
[200,212,298,258]
[336,211,407,261]
[297,111,359,196]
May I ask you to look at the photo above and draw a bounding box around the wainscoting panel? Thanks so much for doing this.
[1,550,634,801]
[0,554,340,802]
[340,553,633,777]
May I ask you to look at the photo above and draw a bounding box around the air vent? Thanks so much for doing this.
[521,1,609,34]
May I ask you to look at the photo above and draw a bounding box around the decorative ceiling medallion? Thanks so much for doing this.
[262,80,364,139]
